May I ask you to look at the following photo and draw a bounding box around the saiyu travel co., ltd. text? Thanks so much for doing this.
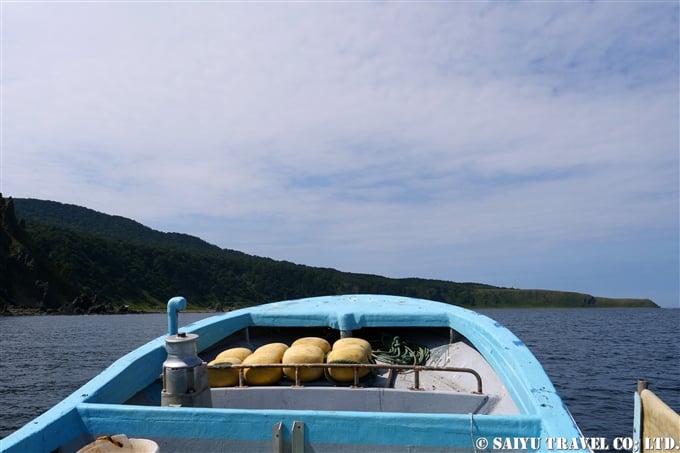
[474,436,679,451]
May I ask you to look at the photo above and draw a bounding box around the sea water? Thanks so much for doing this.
[1,308,678,449]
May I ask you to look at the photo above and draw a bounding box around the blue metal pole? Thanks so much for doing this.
[167,296,187,336]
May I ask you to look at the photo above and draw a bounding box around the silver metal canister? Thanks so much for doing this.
[161,332,212,407]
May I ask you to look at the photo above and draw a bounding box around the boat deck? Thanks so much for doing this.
[192,325,519,416]
[212,386,489,413]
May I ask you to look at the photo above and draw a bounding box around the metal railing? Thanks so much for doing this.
[209,362,483,393]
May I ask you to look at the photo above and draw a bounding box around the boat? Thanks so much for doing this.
[633,379,680,453]
[1,294,589,452]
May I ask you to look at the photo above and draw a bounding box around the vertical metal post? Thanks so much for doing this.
[637,379,648,393]
[272,422,283,453]
[292,421,305,453]
[238,368,245,387]
[352,366,360,388]
[633,379,647,453]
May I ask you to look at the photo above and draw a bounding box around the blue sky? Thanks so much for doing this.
[1,2,678,307]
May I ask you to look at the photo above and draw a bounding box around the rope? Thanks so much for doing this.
[371,334,430,366]
[96,436,124,448]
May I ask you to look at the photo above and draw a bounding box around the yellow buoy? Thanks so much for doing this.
[207,357,241,387]
[242,352,283,385]
[282,344,325,382]
[326,345,371,382]
[332,338,372,359]
[254,343,289,360]
[291,337,331,354]
[215,347,252,362]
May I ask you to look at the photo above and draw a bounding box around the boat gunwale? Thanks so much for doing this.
[75,401,545,447]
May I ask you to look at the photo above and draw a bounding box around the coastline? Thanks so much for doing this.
[0,302,662,316]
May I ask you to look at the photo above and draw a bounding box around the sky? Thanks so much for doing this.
[1,1,678,308]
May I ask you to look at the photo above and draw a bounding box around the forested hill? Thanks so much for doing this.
[1,195,658,314]
[13,198,221,253]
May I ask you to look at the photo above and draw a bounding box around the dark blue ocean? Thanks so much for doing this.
[1,308,678,448]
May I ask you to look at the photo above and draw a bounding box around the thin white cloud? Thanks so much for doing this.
[2,1,678,306]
